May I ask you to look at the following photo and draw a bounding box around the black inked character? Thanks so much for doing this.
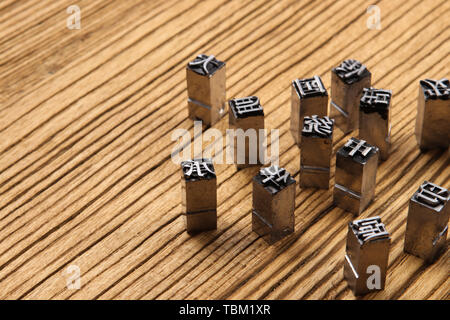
[334,59,369,84]
[351,217,389,243]
[293,76,327,98]
[415,181,449,208]
[420,78,450,100]
[343,138,375,159]
[302,115,334,138]
[260,166,291,189]
[188,54,224,76]
[229,96,264,118]
[182,159,216,180]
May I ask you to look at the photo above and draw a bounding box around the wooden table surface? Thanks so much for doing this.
[0,0,448,300]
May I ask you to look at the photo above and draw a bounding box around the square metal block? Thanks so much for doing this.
[333,138,379,215]
[300,115,334,189]
[180,159,217,233]
[415,78,450,150]
[359,87,392,161]
[330,59,371,134]
[344,216,390,296]
[404,181,449,263]
[228,96,265,169]
[252,165,296,244]
[290,76,328,146]
[186,54,226,126]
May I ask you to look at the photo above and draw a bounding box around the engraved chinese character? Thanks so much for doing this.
[260,165,291,188]
[343,138,374,158]
[302,115,333,137]
[182,159,215,179]
[230,96,263,116]
[352,217,389,242]
[188,54,221,75]
[334,59,367,82]
[293,76,326,98]
[415,181,449,208]
[420,78,450,99]
[361,88,392,106]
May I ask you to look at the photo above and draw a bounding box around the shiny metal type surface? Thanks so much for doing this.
[186,54,226,126]
[404,181,449,263]
[330,59,371,134]
[300,115,334,189]
[359,87,392,161]
[290,76,328,146]
[343,216,390,296]
[252,165,296,244]
[415,78,450,150]
[228,96,265,169]
[181,158,217,233]
[333,138,379,215]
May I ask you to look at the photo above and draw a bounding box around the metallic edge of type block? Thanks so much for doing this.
[228,97,265,169]
[290,76,328,146]
[404,181,449,263]
[359,88,392,161]
[414,79,450,150]
[343,216,390,296]
[330,63,371,134]
[300,116,334,189]
[252,166,296,244]
[180,159,217,234]
[333,138,379,215]
[186,54,226,126]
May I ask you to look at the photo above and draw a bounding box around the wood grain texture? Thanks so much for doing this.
[0,0,448,300]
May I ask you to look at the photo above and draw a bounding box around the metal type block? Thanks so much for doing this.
[181,158,217,233]
[330,59,371,134]
[359,87,392,161]
[300,115,334,189]
[290,76,328,146]
[228,96,265,169]
[252,165,296,244]
[415,78,450,150]
[333,137,379,215]
[186,54,226,126]
[404,181,449,263]
[344,216,390,296]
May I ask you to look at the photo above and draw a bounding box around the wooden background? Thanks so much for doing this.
[0,0,448,300]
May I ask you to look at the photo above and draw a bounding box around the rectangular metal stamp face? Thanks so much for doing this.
[300,115,334,189]
[330,59,371,134]
[333,137,379,215]
[252,165,296,244]
[344,216,390,296]
[404,181,449,263]
[180,158,217,234]
[359,87,392,161]
[290,76,328,146]
[228,96,265,169]
[415,78,450,150]
[186,54,226,126]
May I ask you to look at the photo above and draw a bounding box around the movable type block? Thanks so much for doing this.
[359,87,392,161]
[186,54,226,126]
[415,78,450,150]
[252,165,296,244]
[330,59,371,134]
[228,96,265,169]
[300,115,334,189]
[290,76,328,146]
[344,216,390,296]
[180,158,217,233]
[404,181,449,263]
[333,137,379,215]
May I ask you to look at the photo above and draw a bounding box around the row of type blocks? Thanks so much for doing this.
[183,54,449,296]
[180,160,449,295]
